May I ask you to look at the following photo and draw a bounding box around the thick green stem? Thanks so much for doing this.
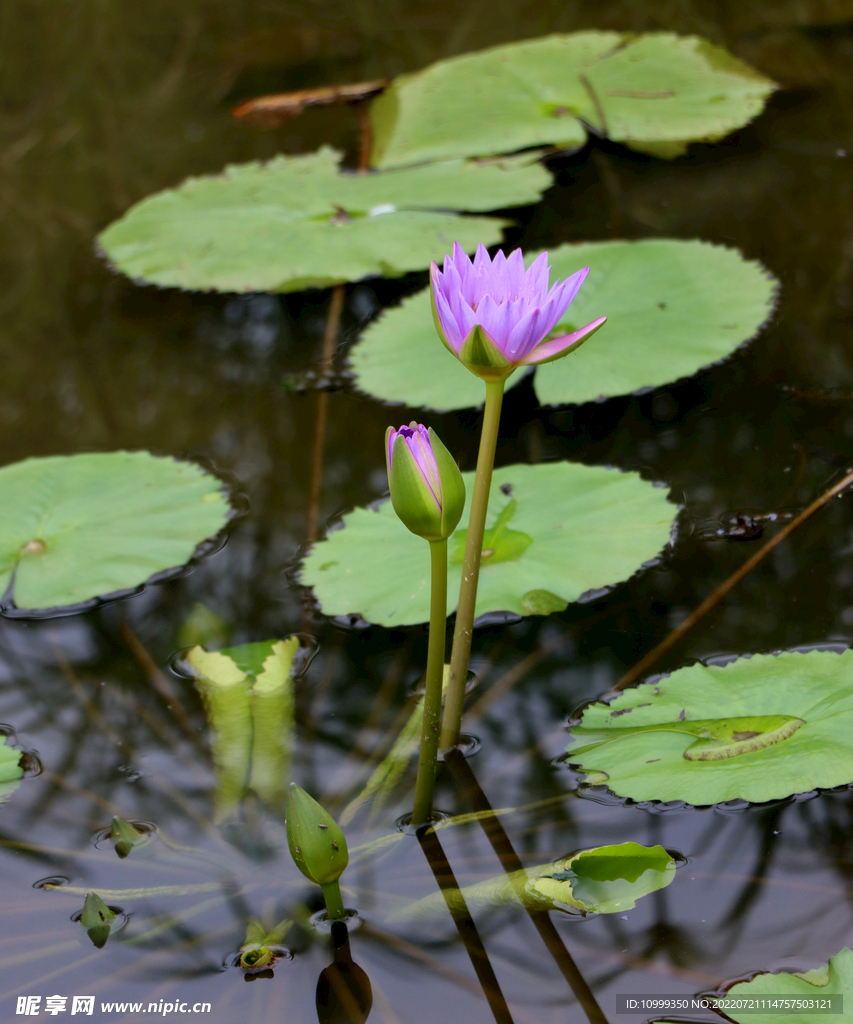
[411,538,448,825]
[321,880,347,921]
[440,379,505,750]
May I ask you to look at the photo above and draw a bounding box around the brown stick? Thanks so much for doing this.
[417,824,516,1024]
[445,749,609,1024]
[615,467,853,691]
[305,284,346,548]
[117,621,207,756]
[352,100,372,172]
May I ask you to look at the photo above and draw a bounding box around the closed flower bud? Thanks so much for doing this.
[286,783,348,887]
[385,423,465,542]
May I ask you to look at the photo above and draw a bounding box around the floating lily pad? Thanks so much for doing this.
[301,461,674,627]
[718,948,853,1024]
[370,32,776,168]
[97,146,551,293]
[0,452,229,612]
[187,638,298,817]
[392,842,675,921]
[349,239,776,411]
[566,650,853,806]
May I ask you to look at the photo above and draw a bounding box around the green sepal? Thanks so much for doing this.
[109,816,145,859]
[389,434,443,541]
[427,428,465,538]
[81,892,115,949]
[457,324,514,380]
[286,783,349,886]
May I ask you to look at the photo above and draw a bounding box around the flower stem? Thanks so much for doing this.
[440,378,505,750]
[411,537,449,825]
[321,880,347,921]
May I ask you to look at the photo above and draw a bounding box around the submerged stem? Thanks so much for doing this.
[440,379,505,750]
[321,880,347,921]
[412,538,449,825]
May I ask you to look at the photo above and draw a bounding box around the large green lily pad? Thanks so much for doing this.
[0,452,229,612]
[349,239,776,411]
[392,842,675,921]
[566,650,853,806]
[719,948,853,1024]
[97,146,551,293]
[370,33,776,168]
[301,461,675,627]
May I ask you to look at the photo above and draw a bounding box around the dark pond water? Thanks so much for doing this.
[3,1,853,1021]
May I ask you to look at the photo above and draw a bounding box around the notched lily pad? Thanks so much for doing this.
[715,947,853,1024]
[300,461,675,627]
[369,32,777,168]
[349,239,777,411]
[0,452,229,612]
[566,649,853,806]
[97,146,552,293]
[392,842,675,921]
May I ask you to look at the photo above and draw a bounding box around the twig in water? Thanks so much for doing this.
[616,467,853,691]
[445,749,609,1024]
[417,824,516,1024]
[305,284,346,549]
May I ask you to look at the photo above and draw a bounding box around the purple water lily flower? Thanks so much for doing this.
[430,242,607,381]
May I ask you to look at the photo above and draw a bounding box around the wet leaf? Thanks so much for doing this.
[301,462,675,627]
[349,239,776,411]
[0,452,229,612]
[369,32,776,168]
[392,842,675,921]
[109,817,146,859]
[719,947,853,1024]
[97,147,551,293]
[566,650,853,805]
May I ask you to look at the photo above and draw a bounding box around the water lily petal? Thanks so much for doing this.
[519,316,607,366]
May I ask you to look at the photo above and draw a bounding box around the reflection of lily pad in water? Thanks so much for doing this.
[370,32,777,168]
[301,462,675,627]
[349,239,776,411]
[187,639,298,817]
[718,947,853,1024]
[392,842,675,921]
[97,147,551,293]
[0,452,229,613]
[566,650,853,806]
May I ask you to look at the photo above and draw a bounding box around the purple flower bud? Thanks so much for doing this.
[386,422,465,541]
[430,242,607,381]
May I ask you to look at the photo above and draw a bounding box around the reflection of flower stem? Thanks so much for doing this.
[412,538,448,825]
[321,880,347,921]
[441,379,505,750]
[445,748,608,1024]
[417,824,514,1024]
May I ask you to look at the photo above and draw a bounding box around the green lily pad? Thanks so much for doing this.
[369,32,776,168]
[391,842,675,921]
[300,461,675,627]
[566,649,853,806]
[349,239,776,411]
[187,638,298,817]
[0,452,229,612]
[717,948,853,1024]
[97,146,551,293]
